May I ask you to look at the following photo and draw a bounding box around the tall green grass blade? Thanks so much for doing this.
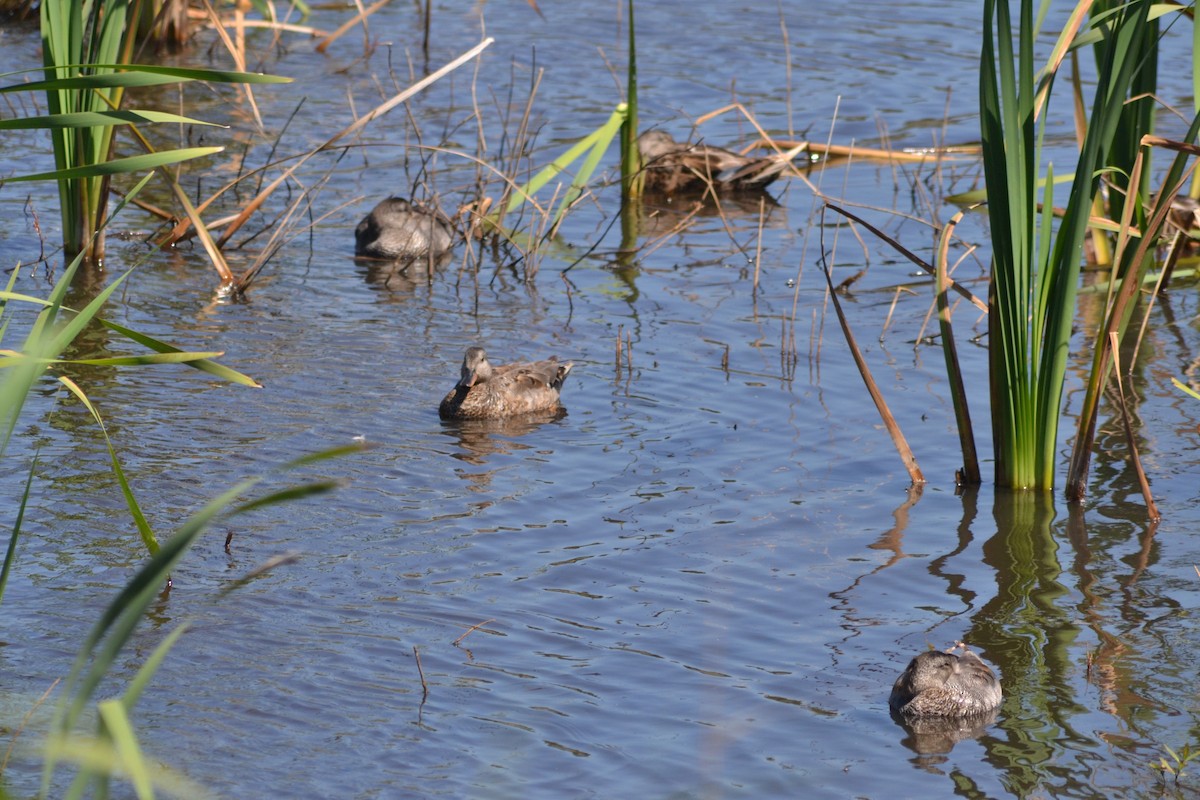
[57,376,157,556]
[44,480,255,796]
[122,624,190,712]
[0,249,87,456]
[6,147,224,183]
[0,454,35,607]
[0,110,220,130]
[1173,377,1200,402]
[97,320,261,387]
[499,109,627,218]
[0,64,293,91]
[94,701,154,800]
[550,107,627,227]
[621,0,641,201]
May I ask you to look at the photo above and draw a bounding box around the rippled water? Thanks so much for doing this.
[2,2,1200,798]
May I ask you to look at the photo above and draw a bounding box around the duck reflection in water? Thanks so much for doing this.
[441,408,568,471]
[889,642,1002,756]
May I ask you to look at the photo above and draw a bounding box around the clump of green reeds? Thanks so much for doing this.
[0,0,288,269]
[952,0,1197,500]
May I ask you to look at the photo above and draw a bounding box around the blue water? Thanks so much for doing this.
[2,2,1200,798]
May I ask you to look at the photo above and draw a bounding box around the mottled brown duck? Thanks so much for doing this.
[889,642,1002,718]
[636,130,805,196]
[439,347,573,420]
[354,197,455,260]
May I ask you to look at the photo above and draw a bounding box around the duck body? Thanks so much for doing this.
[439,347,573,420]
[889,643,1002,718]
[636,130,798,196]
[355,197,455,260]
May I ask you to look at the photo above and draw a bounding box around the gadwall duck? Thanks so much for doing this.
[636,130,804,196]
[355,197,455,260]
[889,642,1002,718]
[439,347,573,420]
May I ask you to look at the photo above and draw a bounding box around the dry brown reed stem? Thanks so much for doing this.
[880,286,916,341]
[1066,137,1194,500]
[233,178,347,292]
[819,209,925,485]
[766,138,962,165]
[453,619,496,646]
[315,0,387,54]
[753,195,766,294]
[615,326,624,377]
[214,38,494,253]
[935,207,981,485]
[199,0,264,131]
[778,7,794,139]
[173,181,236,285]
[824,202,988,314]
[1109,332,1160,520]
[413,646,428,699]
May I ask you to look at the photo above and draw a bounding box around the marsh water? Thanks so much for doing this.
[3,2,1200,798]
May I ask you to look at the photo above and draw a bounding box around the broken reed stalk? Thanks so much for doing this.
[315,0,391,54]
[935,207,982,485]
[753,195,766,294]
[615,325,624,377]
[1066,132,1200,500]
[452,619,495,647]
[413,645,428,699]
[818,210,924,485]
[1109,332,1160,519]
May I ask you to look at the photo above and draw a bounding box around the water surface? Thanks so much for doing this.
[2,2,1200,798]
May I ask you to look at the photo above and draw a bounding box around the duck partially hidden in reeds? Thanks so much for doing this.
[636,130,805,196]
[355,197,455,260]
[439,347,573,420]
[889,642,1002,718]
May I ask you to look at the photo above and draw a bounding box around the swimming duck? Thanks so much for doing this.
[889,642,1002,718]
[439,347,573,420]
[636,130,804,196]
[355,197,455,260]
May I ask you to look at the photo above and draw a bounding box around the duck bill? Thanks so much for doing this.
[458,369,478,389]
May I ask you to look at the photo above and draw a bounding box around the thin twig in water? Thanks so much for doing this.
[453,619,496,646]
[818,207,924,484]
[414,645,428,700]
[753,195,766,295]
[615,325,624,379]
[1109,332,1160,520]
